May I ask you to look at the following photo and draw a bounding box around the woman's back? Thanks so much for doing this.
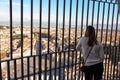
[77,37,104,66]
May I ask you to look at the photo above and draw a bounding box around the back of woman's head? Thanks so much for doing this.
[85,26,97,46]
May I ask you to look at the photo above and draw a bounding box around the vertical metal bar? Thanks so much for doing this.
[50,53,52,80]
[14,59,17,79]
[10,0,13,60]
[109,2,115,80]
[70,51,74,80]
[30,0,33,56]
[0,64,2,79]
[33,56,36,80]
[105,3,110,79]
[80,0,84,37]
[27,57,30,80]
[21,0,23,58]
[96,1,100,38]
[66,52,69,80]
[44,54,47,80]
[78,0,85,79]
[101,0,106,78]
[74,0,78,79]
[67,0,72,79]
[104,1,110,47]
[63,52,65,80]
[74,27,78,80]
[100,1,106,79]
[58,52,61,80]
[91,0,95,25]
[38,0,42,79]
[74,0,78,50]
[0,38,1,80]
[48,0,51,79]
[63,52,66,80]
[62,0,66,78]
[7,61,10,79]
[86,0,90,26]
[55,0,59,80]
[115,4,120,80]
[62,0,66,52]
[112,45,117,79]
[113,9,119,80]
[101,1,107,79]
[20,0,24,79]
[48,0,51,54]
[117,37,120,79]
[119,37,120,79]
[105,0,110,77]
[112,7,119,80]
[100,2,105,42]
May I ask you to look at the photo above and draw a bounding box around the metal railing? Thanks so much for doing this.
[0,0,120,80]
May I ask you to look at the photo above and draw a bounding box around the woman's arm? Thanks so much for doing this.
[76,39,82,51]
[99,42,104,60]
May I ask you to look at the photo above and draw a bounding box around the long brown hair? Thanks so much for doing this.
[85,26,97,46]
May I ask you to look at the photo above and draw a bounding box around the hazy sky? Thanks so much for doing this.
[0,0,119,26]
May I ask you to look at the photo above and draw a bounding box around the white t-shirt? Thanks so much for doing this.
[76,37,104,66]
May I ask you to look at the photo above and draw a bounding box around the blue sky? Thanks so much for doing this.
[0,0,119,26]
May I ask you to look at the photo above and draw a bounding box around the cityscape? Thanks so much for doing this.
[0,25,120,79]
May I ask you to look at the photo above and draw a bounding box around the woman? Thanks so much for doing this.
[76,26,104,80]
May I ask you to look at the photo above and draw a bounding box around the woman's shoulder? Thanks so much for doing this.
[96,41,103,46]
[77,37,88,45]
[97,40,102,44]
[80,37,88,40]
[79,37,88,42]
